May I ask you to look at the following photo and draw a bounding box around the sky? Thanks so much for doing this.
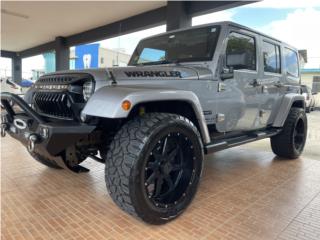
[1,0,320,79]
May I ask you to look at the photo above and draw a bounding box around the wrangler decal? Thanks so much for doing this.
[124,71,182,78]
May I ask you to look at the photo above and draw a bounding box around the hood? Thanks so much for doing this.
[46,65,213,83]
[109,65,213,81]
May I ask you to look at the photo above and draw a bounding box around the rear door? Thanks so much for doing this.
[258,39,283,126]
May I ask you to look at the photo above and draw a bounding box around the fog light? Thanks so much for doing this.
[121,100,131,111]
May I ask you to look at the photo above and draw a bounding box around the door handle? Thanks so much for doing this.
[249,79,261,87]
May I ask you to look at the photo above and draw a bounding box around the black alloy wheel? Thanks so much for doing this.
[104,113,204,224]
[293,118,305,152]
[144,132,196,209]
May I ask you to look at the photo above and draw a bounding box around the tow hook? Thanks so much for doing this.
[1,123,8,137]
[27,134,38,152]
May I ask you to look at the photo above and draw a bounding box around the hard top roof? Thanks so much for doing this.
[140,21,297,51]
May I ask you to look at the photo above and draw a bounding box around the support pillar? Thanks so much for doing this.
[55,36,69,71]
[166,1,191,31]
[12,54,22,84]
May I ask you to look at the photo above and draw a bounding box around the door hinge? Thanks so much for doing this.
[218,82,226,92]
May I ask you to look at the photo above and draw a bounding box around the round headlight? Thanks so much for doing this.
[83,81,94,101]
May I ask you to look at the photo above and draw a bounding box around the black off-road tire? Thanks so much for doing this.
[30,152,63,169]
[103,113,204,224]
[270,108,307,159]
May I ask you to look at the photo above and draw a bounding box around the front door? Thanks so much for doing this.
[215,30,261,132]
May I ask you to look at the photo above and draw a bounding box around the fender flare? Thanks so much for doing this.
[82,86,211,144]
[272,93,305,127]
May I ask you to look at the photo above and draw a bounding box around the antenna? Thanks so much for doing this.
[116,22,122,67]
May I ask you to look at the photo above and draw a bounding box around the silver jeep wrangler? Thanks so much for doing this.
[1,21,307,224]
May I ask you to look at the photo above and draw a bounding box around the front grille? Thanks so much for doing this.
[33,73,94,120]
[33,92,74,119]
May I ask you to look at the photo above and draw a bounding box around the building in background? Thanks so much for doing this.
[43,52,56,73]
[74,44,100,69]
[31,69,45,81]
[298,50,308,69]
[70,44,131,70]
[301,69,320,91]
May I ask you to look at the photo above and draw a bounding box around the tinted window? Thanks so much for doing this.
[284,48,299,77]
[263,41,281,73]
[129,26,220,65]
[226,32,256,70]
[138,48,165,64]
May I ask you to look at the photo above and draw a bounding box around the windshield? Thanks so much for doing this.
[129,26,220,66]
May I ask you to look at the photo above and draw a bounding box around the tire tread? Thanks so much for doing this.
[103,113,201,222]
[271,108,307,159]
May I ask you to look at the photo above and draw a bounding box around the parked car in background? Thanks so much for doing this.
[1,78,24,108]
[1,77,23,95]
[0,77,32,95]
[301,85,316,112]
[20,79,34,88]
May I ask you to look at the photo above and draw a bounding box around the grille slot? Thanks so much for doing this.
[34,92,74,119]
[37,73,91,85]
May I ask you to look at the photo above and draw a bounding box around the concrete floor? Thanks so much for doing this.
[1,112,320,240]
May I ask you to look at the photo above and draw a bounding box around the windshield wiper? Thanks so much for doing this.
[135,59,180,66]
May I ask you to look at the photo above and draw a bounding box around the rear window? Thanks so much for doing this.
[284,48,299,77]
[262,41,281,74]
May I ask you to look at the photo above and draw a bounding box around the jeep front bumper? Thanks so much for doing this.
[1,92,95,169]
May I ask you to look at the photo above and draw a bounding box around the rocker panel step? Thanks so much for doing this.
[204,129,281,154]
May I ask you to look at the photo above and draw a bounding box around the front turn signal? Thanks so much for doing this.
[122,100,132,111]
